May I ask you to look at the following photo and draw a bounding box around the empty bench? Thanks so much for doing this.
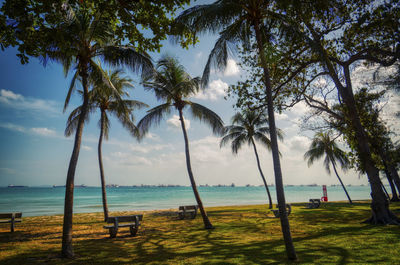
[103,214,143,238]
[178,205,198,219]
[271,204,292,218]
[0,212,22,232]
[307,199,321,209]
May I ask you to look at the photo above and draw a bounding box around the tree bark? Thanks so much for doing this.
[305,23,398,224]
[178,108,213,229]
[61,67,89,258]
[251,138,273,209]
[382,159,400,202]
[331,162,352,204]
[98,110,109,221]
[253,19,297,260]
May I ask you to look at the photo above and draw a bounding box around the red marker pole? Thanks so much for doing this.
[321,185,328,202]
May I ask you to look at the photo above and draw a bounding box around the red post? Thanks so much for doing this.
[321,185,328,202]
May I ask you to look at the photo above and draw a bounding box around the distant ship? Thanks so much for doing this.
[8,185,27,188]
[53,185,66,188]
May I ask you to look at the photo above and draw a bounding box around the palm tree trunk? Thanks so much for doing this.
[382,160,400,202]
[306,23,398,224]
[331,162,352,204]
[98,110,109,221]
[178,108,213,229]
[380,152,400,199]
[253,19,297,260]
[251,138,273,209]
[61,68,89,258]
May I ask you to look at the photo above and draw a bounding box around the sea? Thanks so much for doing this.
[0,185,381,217]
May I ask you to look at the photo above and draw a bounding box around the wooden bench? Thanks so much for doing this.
[178,205,198,219]
[271,204,291,218]
[0,212,22,232]
[103,215,143,238]
[307,199,321,209]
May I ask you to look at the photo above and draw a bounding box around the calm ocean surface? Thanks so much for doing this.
[0,185,379,216]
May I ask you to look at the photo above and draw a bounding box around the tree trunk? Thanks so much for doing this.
[61,68,89,258]
[331,162,352,204]
[306,23,398,224]
[253,19,297,260]
[178,108,213,229]
[98,110,109,221]
[251,138,273,209]
[382,159,400,202]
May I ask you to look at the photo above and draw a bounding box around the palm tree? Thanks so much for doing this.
[65,69,148,222]
[304,132,353,204]
[220,110,283,209]
[45,7,152,258]
[175,0,298,259]
[137,55,224,229]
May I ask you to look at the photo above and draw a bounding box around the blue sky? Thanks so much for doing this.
[1,1,397,188]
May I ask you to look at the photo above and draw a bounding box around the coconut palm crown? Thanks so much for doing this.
[137,55,224,229]
[47,6,153,258]
[220,110,283,209]
[174,1,298,259]
[304,131,353,204]
[65,68,148,221]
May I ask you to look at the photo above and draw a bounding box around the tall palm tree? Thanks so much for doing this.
[220,110,283,209]
[175,0,298,259]
[304,132,353,204]
[65,69,148,222]
[137,55,224,229]
[46,7,152,258]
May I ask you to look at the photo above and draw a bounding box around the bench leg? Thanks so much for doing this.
[109,227,118,238]
[178,212,184,220]
[130,226,138,236]
[11,216,15,232]
[190,212,196,219]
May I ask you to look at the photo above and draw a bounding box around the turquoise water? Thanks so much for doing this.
[0,185,378,216]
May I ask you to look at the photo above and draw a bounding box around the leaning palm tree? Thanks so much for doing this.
[304,132,353,204]
[65,69,148,222]
[220,110,283,209]
[45,7,152,258]
[137,55,224,229]
[174,1,298,259]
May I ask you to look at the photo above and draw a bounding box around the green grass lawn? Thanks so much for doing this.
[0,201,399,264]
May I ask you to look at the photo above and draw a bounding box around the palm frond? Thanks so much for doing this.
[231,133,248,154]
[64,105,94,137]
[101,46,153,78]
[64,70,80,112]
[253,132,272,151]
[137,103,172,137]
[220,131,245,148]
[188,102,224,135]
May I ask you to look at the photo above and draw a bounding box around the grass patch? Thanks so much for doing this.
[0,201,399,264]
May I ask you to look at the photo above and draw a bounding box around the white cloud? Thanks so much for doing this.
[195,52,203,59]
[194,79,227,101]
[0,89,60,115]
[129,143,171,153]
[109,152,152,166]
[275,113,289,121]
[280,135,311,155]
[31,127,57,137]
[224,59,240,76]
[0,89,23,100]
[0,122,27,133]
[82,145,92,151]
[167,115,190,130]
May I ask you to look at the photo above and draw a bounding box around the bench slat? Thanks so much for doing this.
[0,220,22,223]
[0,213,22,219]
[106,215,143,223]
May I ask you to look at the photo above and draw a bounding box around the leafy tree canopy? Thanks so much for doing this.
[0,0,191,64]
